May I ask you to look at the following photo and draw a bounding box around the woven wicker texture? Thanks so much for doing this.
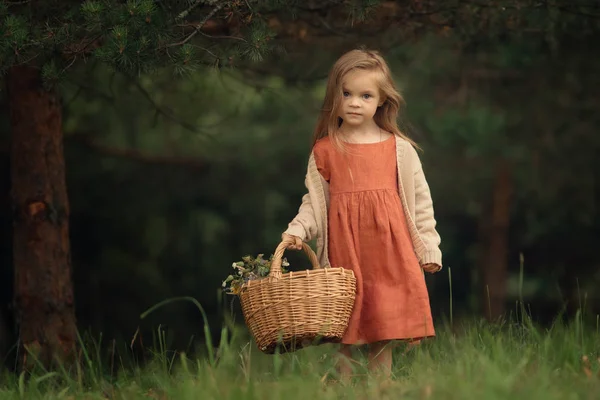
[239,237,357,353]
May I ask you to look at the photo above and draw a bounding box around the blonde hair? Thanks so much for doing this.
[312,49,417,150]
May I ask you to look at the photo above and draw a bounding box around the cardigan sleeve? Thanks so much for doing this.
[412,149,443,266]
[313,140,330,182]
[283,162,318,242]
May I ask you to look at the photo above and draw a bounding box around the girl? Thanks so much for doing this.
[282,49,442,379]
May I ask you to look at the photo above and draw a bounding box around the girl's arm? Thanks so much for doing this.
[412,152,443,267]
[283,173,318,243]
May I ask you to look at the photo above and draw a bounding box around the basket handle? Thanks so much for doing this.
[269,237,321,278]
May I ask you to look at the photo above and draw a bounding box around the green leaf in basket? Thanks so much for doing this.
[222,253,292,293]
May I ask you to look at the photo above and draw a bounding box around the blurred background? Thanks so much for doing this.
[0,0,599,363]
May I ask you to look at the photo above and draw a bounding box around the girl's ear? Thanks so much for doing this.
[378,96,386,107]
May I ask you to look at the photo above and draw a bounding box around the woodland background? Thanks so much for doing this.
[0,0,599,367]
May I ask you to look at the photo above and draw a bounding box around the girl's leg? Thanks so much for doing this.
[404,339,421,354]
[367,341,393,378]
[336,344,354,380]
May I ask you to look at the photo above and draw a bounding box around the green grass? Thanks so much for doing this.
[0,316,599,399]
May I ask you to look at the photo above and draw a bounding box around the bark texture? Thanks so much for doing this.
[7,65,77,368]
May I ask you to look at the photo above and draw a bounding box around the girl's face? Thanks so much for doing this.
[339,69,383,128]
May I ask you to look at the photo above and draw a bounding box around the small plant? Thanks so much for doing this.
[222,254,289,295]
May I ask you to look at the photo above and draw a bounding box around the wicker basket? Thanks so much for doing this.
[239,237,357,353]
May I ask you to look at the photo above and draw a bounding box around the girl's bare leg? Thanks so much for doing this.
[336,344,354,381]
[368,341,393,378]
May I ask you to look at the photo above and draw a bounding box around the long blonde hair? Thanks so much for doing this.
[312,49,417,150]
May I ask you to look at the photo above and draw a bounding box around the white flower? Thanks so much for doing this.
[282,258,290,267]
[221,280,227,287]
[232,262,237,269]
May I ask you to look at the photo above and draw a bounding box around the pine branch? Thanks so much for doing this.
[175,0,216,22]
[127,74,210,134]
[4,0,599,82]
[167,2,228,47]
[198,30,247,42]
[63,34,103,59]
[65,78,116,103]
[189,44,219,60]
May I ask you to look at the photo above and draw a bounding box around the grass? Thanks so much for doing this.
[0,315,599,399]
[1,260,598,399]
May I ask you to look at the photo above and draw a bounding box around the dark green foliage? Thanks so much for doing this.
[2,1,598,81]
[0,0,288,79]
[345,0,381,22]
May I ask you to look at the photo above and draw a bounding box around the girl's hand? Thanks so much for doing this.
[422,263,442,274]
[281,233,303,250]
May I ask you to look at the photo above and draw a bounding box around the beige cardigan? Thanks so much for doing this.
[284,135,442,269]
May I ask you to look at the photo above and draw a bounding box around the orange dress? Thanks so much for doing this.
[313,136,435,344]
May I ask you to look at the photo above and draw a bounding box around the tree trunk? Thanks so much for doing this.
[7,65,77,369]
[480,161,513,321]
[0,308,9,365]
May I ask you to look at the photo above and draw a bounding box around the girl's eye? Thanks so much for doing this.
[343,92,350,97]
[362,94,371,99]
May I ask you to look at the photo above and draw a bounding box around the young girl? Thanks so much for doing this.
[281,49,442,379]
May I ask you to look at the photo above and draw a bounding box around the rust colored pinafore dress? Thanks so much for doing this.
[313,135,435,344]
